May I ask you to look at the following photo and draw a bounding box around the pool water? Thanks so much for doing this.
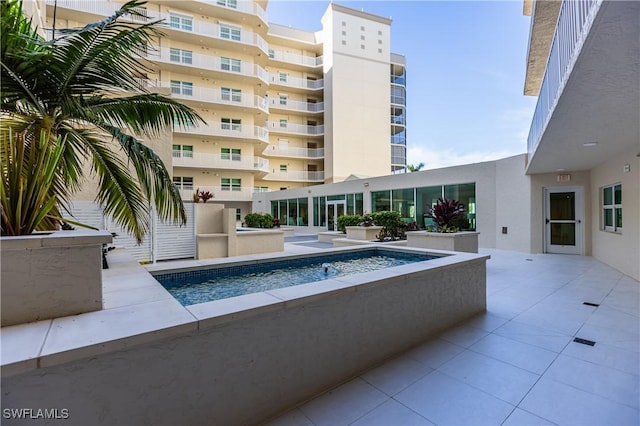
[155,249,437,306]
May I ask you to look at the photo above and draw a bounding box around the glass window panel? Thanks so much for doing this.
[550,223,576,246]
[615,208,622,229]
[604,208,613,227]
[416,186,442,229]
[298,198,308,226]
[327,194,346,202]
[392,188,415,222]
[371,190,391,212]
[614,184,622,204]
[288,199,298,226]
[279,201,288,225]
[355,193,364,215]
[603,186,613,205]
[271,201,278,218]
[549,192,575,220]
[346,194,355,215]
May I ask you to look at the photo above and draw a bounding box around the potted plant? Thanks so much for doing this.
[407,198,479,253]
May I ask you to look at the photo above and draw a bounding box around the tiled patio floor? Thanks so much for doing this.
[266,247,640,426]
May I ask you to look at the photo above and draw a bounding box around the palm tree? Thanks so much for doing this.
[1,0,204,242]
[407,162,425,172]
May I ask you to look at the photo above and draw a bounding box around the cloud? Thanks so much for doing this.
[406,144,523,170]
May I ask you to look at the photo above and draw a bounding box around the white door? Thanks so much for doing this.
[544,187,584,254]
[326,201,345,232]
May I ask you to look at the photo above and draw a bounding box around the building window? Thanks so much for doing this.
[221,57,241,72]
[279,95,287,105]
[378,48,382,53]
[342,21,346,26]
[170,80,193,96]
[268,49,275,58]
[217,0,237,9]
[235,208,242,221]
[280,164,287,172]
[378,30,382,35]
[221,117,241,131]
[280,187,288,191]
[221,87,241,102]
[172,144,193,158]
[603,183,622,233]
[342,30,346,36]
[221,178,241,191]
[221,148,241,161]
[361,45,365,49]
[169,48,192,64]
[361,26,365,31]
[279,73,288,83]
[220,23,241,41]
[279,119,287,128]
[254,186,269,193]
[173,176,193,190]
[341,40,346,45]
[361,35,365,40]
[169,13,193,31]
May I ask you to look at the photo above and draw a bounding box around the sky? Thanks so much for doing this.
[265,0,539,170]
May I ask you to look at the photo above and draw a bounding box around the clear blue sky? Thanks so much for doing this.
[266,0,538,170]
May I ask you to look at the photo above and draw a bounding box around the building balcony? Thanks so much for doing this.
[525,0,638,174]
[146,48,268,84]
[268,49,323,70]
[159,0,267,27]
[174,124,269,145]
[262,146,324,159]
[268,98,324,114]
[172,152,269,174]
[266,121,324,137]
[268,74,324,93]
[178,186,260,202]
[138,80,268,114]
[263,171,325,182]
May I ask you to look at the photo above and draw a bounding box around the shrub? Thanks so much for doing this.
[370,211,404,241]
[425,198,466,233]
[244,213,274,228]
[336,214,363,233]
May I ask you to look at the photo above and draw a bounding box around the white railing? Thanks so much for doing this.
[157,11,268,53]
[146,48,268,83]
[199,0,267,23]
[268,50,323,67]
[173,152,269,172]
[265,171,325,182]
[139,80,268,112]
[174,124,269,143]
[263,146,324,158]
[46,0,121,17]
[178,186,256,201]
[269,98,324,113]
[266,121,324,135]
[527,0,603,157]
[269,74,324,90]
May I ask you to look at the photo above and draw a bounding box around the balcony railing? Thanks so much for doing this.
[269,74,324,90]
[263,146,324,158]
[266,121,324,136]
[391,133,406,145]
[173,152,269,172]
[147,48,268,83]
[391,114,406,126]
[178,186,258,201]
[268,50,323,67]
[265,171,325,182]
[269,98,324,113]
[527,0,603,157]
[200,0,267,23]
[139,80,268,113]
[174,123,269,144]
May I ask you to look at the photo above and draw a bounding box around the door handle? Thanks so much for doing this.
[545,218,550,224]
[577,219,582,224]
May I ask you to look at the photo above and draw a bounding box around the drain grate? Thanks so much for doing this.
[574,337,596,346]
[583,302,600,307]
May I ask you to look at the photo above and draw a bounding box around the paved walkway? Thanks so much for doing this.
[265,246,640,425]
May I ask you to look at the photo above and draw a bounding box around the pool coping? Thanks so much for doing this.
[1,245,489,377]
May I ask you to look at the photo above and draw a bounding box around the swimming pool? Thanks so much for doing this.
[154,249,438,305]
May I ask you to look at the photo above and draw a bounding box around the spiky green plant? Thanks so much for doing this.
[425,198,466,233]
[1,0,204,242]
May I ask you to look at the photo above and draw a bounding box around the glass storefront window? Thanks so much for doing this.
[445,183,476,230]
[392,188,415,222]
[371,190,391,212]
[416,186,443,229]
[298,198,308,226]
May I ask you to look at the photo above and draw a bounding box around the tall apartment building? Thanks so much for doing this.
[37,0,406,218]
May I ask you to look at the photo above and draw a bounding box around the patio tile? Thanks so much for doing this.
[350,399,434,426]
[264,408,314,426]
[438,350,540,405]
[520,376,640,426]
[469,333,558,374]
[361,354,434,396]
[561,333,640,376]
[573,322,639,353]
[511,301,595,335]
[438,324,489,348]
[502,408,556,425]
[404,338,465,369]
[463,312,509,332]
[492,320,573,353]
[544,354,640,409]
[395,371,514,425]
[297,378,388,426]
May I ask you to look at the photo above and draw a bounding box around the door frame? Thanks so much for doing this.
[326,201,346,232]
[543,186,584,255]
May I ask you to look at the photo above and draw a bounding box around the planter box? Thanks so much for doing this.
[407,231,479,253]
[345,226,383,241]
[1,230,112,326]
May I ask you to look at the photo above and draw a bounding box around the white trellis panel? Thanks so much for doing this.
[154,203,196,261]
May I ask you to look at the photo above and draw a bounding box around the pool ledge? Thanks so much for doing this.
[1,246,488,378]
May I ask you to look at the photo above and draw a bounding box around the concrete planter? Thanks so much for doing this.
[1,230,112,326]
[345,226,383,241]
[407,231,480,253]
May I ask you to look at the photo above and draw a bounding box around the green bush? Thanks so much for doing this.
[370,211,404,241]
[244,213,274,228]
[336,214,363,233]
